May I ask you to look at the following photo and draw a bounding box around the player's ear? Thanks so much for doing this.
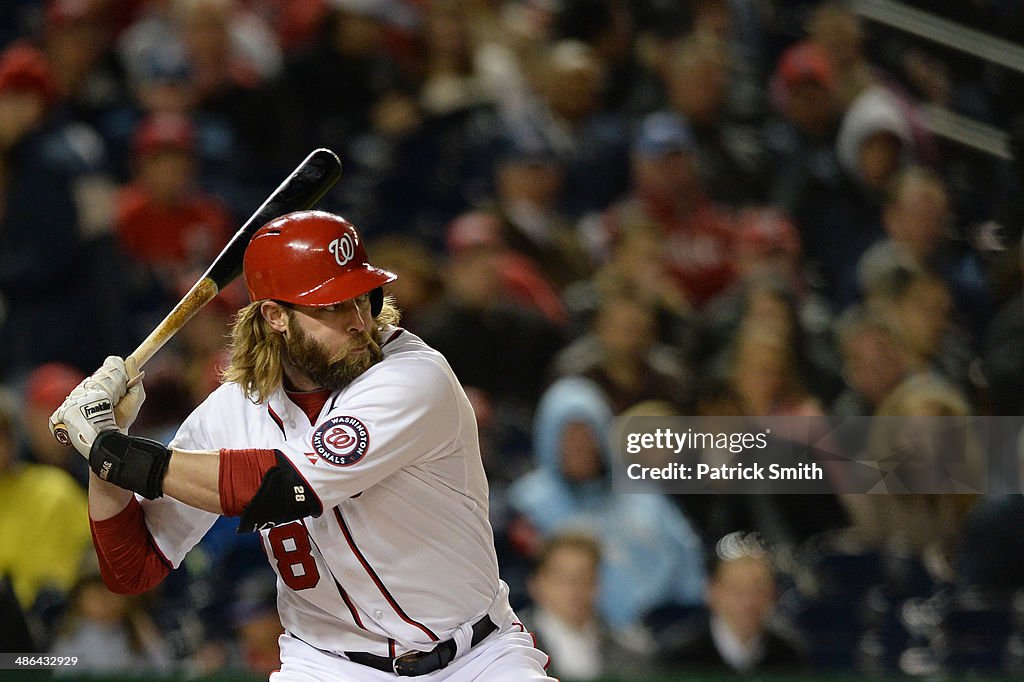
[260,300,290,334]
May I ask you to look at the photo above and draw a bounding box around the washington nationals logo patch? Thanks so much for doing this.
[311,415,369,467]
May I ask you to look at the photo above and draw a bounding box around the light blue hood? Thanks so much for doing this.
[509,376,706,629]
[532,375,617,476]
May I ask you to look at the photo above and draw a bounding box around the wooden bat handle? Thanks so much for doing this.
[49,277,220,445]
[127,277,220,369]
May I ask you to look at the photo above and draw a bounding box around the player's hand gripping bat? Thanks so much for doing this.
[49,148,343,445]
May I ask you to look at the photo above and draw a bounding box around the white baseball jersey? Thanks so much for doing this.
[137,327,523,660]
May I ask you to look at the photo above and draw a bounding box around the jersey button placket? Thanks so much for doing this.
[374,610,384,619]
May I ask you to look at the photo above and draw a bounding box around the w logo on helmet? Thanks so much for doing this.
[329,234,356,266]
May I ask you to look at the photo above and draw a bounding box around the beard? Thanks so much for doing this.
[284,317,383,391]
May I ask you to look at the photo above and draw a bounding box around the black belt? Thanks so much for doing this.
[345,615,496,677]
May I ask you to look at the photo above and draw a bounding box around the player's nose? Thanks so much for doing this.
[343,299,370,334]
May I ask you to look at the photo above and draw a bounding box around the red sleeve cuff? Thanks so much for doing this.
[219,449,279,517]
[90,497,171,594]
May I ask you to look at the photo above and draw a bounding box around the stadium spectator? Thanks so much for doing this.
[418,211,565,438]
[564,216,693,349]
[370,0,504,239]
[793,84,918,309]
[0,42,124,376]
[598,110,738,309]
[116,113,231,274]
[662,33,769,207]
[862,264,973,393]
[831,307,913,417]
[687,0,771,122]
[280,0,416,226]
[858,165,992,337]
[417,0,491,118]
[364,236,444,331]
[551,288,691,414]
[525,39,630,219]
[488,132,593,290]
[842,373,982,581]
[508,375,706,632]
[22,362,89,487]
[660,532,807,674]
[521,531,644,680]
[41,0,131,136]
[553,0,661,117]
[50,569,172,674]
[723,320,827,418]
[699,212,842,402]
[0,392,90,622]
[173,0,288,206]
[807,2,876,108]
[764,40,842,212]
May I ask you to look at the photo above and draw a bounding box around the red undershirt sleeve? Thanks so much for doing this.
[90,448,280,595]
[219,448,279,517]
[89,497,172,595]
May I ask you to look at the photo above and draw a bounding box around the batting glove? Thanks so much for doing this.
[49,356,146,457]
[84,355,147,430]
[49,384,119,457]
[113,357,146,431]
[83,356,131,402]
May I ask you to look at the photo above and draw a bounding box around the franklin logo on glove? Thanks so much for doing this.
[81,399,112,419]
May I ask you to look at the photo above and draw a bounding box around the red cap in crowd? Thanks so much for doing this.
[735,208,801,258]
[45,0,97,28]
[25,363,86,412]
[133,113,196,158]
[774,41,835,93]
[0,43,58,107]
[446,211,505,256]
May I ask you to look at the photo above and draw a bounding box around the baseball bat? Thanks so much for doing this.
[51,148,343,444]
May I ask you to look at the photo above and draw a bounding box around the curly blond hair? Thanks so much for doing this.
[221,295,401,404]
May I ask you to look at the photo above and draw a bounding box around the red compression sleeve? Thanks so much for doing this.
[219,449,279,517]
[90,497,171,594]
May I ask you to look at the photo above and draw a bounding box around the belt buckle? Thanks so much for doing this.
[392,650,427,677]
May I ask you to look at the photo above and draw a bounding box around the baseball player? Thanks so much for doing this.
[51,211,555,680]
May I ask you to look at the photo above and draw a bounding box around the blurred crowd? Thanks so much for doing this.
[2,0,1024,679]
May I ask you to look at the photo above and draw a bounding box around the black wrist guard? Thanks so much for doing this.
[90,430,171,500]
[238,452,323,533]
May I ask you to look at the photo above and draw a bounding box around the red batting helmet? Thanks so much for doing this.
[243,210,397,314]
